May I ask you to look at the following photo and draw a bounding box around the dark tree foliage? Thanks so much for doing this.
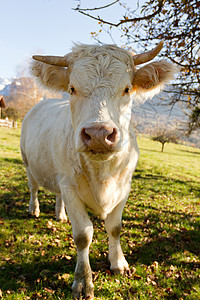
[75,0,200,133]
[3,106,19,121]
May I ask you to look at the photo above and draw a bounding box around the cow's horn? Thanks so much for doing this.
[32,55,68,67]
[133,41,164,65]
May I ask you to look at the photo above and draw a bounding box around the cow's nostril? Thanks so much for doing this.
[81,128,91,142]
[106,128,117,143]
[81,125,119,152]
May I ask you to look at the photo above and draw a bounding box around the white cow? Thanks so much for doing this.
[20,42,177,299]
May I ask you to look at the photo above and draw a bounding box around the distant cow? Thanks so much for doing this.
[20,42,177,299]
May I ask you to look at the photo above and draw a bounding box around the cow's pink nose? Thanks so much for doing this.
[81,125,118,152]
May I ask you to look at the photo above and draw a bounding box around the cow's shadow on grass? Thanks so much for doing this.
[0,241,112,299]
[125,213,200,265]
[0,255,75,298]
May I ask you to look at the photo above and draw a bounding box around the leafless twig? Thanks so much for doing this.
[74,0,165,27]
[73,0,119,12]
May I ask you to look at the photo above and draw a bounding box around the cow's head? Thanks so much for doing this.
[31,42,177,161]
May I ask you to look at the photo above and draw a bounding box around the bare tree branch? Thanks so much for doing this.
[73,0,119,12]
[75,0,165,27]
[74,10,117,26]
[169,57,200,68]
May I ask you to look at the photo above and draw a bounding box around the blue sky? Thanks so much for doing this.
[0,0,141,79]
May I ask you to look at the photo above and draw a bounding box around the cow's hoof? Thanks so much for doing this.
[111,266,130,275]
[110,259,129,275]
[56,210,68,222]
[57,215,68,222]
[28,210,40,218]
[72,279,94,300]
[111,267,130,275]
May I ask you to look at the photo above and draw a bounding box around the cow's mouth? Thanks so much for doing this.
[85,149,115,161]
[89,149,111,155]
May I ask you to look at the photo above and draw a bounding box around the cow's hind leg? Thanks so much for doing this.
[105,201,129,274]
[27,168,40,217]
[55,194,67,222]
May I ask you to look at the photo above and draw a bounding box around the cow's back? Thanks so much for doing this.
[21,98,73,193]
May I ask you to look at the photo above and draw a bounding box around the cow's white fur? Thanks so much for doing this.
[21,44,177,299]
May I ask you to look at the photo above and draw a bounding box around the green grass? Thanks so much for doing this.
[0,127,200,299]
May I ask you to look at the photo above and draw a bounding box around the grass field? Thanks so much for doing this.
[0,127,200,299]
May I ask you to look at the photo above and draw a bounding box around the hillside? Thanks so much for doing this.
[132,91,200,148]
[0,77,12,96]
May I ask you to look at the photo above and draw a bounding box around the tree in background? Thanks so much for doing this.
[5,77,62,120]
[75,0,200,134]
[5,77,43,119]
[150,126,179,152]
[3,59,63,120]
[2,106,19,121]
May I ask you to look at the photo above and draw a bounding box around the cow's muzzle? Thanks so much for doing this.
[81,124,119,154]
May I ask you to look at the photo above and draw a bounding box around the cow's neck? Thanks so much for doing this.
[75,149,132,218]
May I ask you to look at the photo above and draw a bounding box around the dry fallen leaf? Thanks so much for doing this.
[54,238,61,245]
[47,220,53,227]
[105,269,111,275]
[44,287,54,294]
[58,273,70,281]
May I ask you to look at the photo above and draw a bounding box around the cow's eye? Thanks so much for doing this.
[123,87,130,95]
[69,86,76,95]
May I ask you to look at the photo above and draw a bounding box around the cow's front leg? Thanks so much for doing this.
[105,201,129,274]
[72,229,94,300]
[71,209,94,299]
[61,186,94,299]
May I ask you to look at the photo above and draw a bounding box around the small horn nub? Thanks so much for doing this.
[133,41,164,66]
[32,55,68,67]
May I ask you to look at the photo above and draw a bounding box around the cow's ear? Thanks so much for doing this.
[132,60,178,96]
[31,61,70,92]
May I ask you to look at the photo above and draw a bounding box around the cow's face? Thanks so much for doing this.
[68,55,134,160]
[31,43,177,161]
